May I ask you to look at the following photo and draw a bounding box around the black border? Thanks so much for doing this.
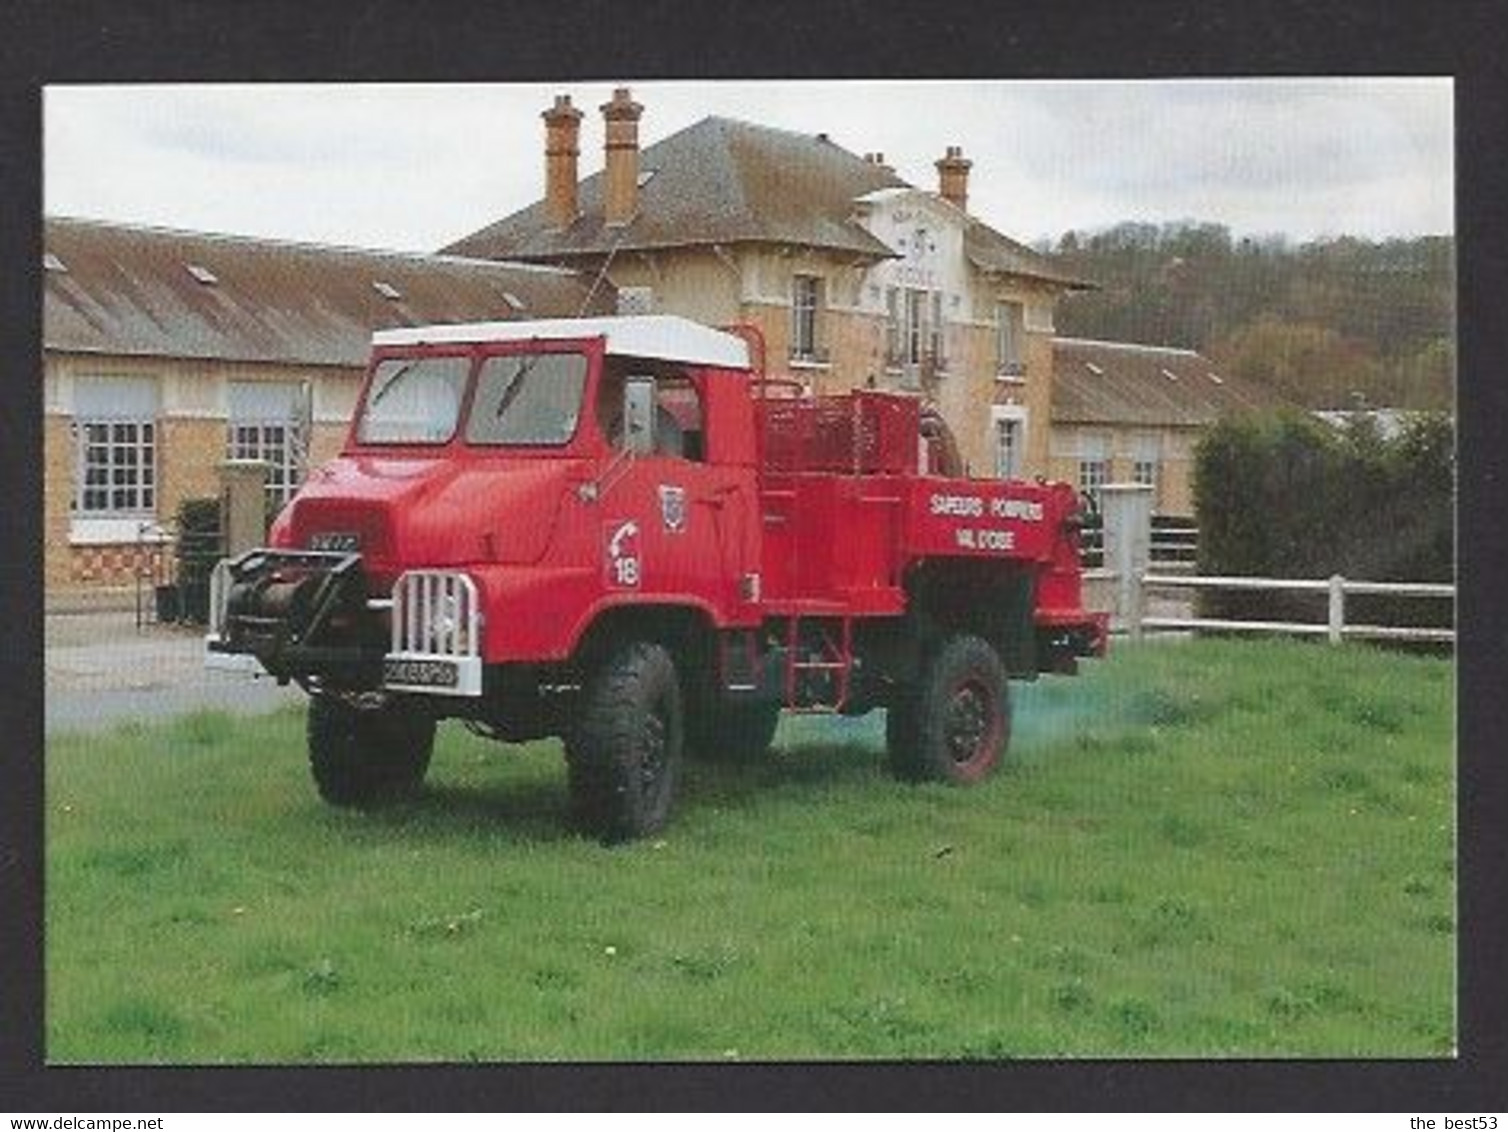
[4,0,1505,1112]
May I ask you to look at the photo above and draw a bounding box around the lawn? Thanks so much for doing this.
[44,637,1455,1062]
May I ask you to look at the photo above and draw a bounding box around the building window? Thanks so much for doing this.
[228,422,297,509]
[617,286,654,315]
[791,274,825,362]
[76,419,155,515]
[885,287,902,363]
[1078,459,1108,508]
[72,376,159,523]
[905,290,924,365]
[228,381,307,510]
[991,407,1027,479]
[887,286,944,372]
[929,292,945,372]
[1131,433,1161,505]
[996,301,1025,378]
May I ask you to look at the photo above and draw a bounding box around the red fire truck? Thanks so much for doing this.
[207,316,1106,841]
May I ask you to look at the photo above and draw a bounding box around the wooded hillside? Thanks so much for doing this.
[1049,222,1453,410]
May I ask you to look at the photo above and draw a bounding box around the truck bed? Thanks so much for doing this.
[758,470,1075,610]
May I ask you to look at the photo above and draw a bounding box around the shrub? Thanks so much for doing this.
[1193,411,1454,635]
[174,497,224,624]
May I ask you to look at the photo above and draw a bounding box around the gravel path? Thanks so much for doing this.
[45,611,304,734]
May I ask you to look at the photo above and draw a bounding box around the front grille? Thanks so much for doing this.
[391,570,481,658]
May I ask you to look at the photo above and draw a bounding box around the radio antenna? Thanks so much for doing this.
[577,224,631,316]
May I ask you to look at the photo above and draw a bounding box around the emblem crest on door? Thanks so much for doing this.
[658,484,687,533]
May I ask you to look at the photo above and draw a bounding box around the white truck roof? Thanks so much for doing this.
[372,315,751,370]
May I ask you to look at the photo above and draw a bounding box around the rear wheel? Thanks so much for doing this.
[566,641,684,842]
[886,634,1010,785]
[307,694,435,807]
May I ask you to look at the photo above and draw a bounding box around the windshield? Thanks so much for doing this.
[355,351,589,447]
[357,355,470,444]
[464,352,587,446]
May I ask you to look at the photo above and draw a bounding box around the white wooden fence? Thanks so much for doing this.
[1131,573,1455,645]
[1083,483,1453,646]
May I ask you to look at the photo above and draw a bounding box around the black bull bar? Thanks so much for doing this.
[208,549,388,687]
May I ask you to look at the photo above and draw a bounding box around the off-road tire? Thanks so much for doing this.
[886,634,1010,785]
[686,698,781,763]
[307,694,435,807]
[566,641,684,842]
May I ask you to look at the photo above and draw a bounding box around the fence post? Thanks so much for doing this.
[220,459,270,557]
[1328,574,1345,645]
[1099,483,1154,641]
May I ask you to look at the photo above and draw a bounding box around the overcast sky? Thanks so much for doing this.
[43,79,1453,255]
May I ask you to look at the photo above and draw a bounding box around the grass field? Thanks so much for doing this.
[44,637,1455,1063]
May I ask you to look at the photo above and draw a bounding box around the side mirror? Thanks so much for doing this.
[624,376,657,455]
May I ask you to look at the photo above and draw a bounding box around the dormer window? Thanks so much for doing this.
[186,263,218,285]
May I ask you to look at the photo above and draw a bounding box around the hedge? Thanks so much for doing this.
[173,497,224,624]
[1192,411,1454,636]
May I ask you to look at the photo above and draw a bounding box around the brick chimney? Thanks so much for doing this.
[935,145,972,212]
[542,94,584,229]
[601,87,644,228]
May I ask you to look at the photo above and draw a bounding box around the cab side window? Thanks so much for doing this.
[596,363,705,462]
[655,375,703,462]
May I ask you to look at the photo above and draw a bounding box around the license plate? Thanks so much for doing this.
[383,657,459,688]
[310,531,361,552]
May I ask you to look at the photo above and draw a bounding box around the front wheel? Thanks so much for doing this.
[565,641,684,842]
[886,634,1011,785]
[307,694,435,807]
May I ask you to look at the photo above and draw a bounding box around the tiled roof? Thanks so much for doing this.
[444,117,898,261]
[966,220,1091,289]
[44,216,608,369]
[443,115,1088,288]
[1052,337,1292,427]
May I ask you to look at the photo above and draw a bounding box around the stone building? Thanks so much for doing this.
[42,95,1281,603]
[42,216,607,594]
[1050,336,1292,517]
[444,88,1092,480]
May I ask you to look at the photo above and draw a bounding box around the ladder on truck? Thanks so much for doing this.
[782,614,855,713]
[716,614,858,714]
